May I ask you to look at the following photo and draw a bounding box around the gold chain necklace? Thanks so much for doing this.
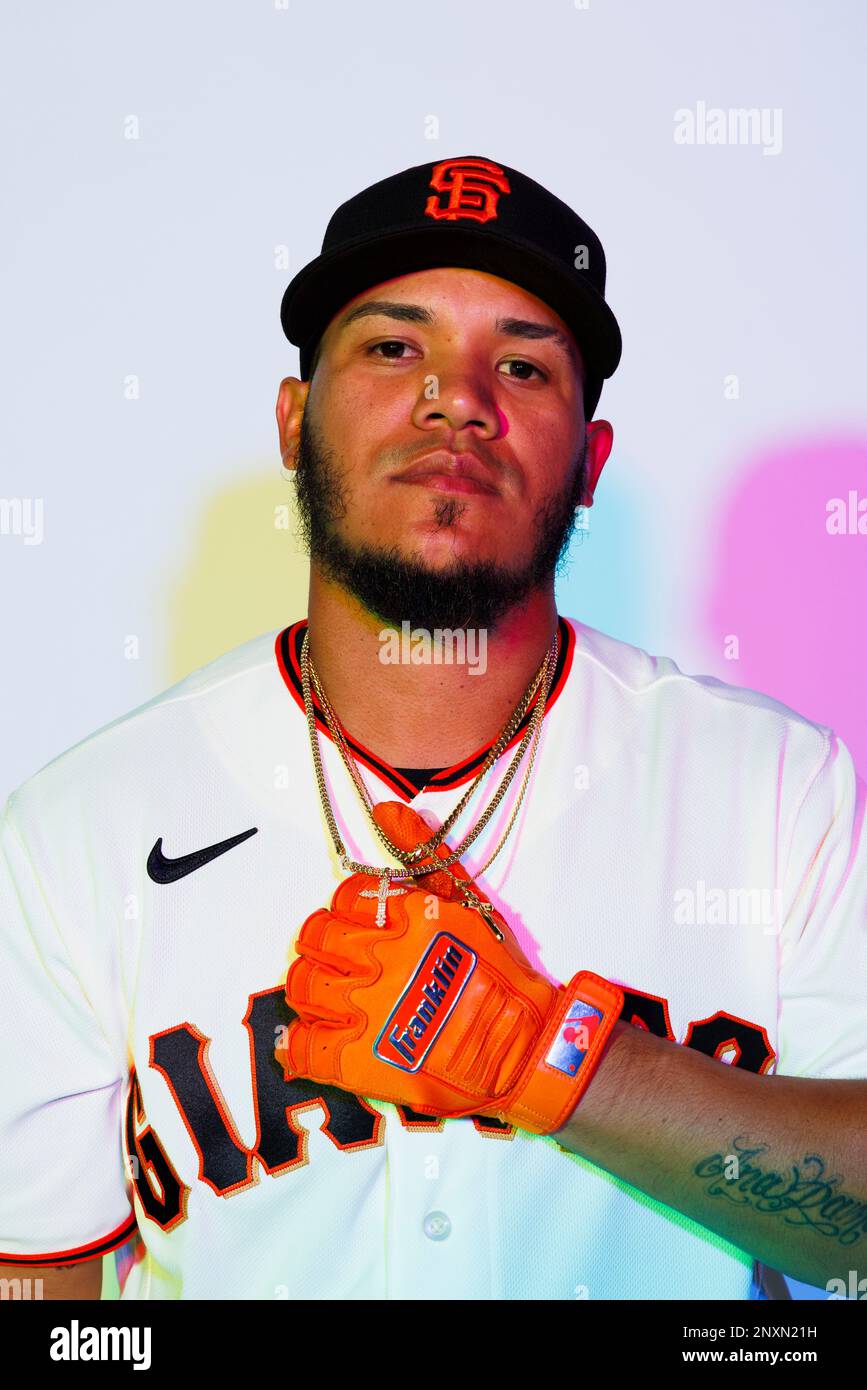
[309,637,551,854]
[299,625,560,936]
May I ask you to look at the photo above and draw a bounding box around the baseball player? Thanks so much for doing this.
[2,154,866,1302]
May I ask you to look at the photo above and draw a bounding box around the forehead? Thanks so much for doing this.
[324,266,582,367]
[337,266,560,317]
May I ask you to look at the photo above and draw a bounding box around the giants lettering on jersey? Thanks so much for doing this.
[124,983,775,1231]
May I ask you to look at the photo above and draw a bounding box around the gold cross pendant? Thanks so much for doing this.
[458,884,505,941]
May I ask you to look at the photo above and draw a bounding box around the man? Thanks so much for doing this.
[1,155,865,1301]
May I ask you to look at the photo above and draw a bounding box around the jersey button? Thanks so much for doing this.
[423,1210,451,1241]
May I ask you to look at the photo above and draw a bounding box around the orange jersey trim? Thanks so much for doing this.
[274,616,575,802]
[0,1211,137,1267]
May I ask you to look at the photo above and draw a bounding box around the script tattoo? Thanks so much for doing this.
[693,1137,867,1247]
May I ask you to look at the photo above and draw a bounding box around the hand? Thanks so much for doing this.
[276,802,623,1135]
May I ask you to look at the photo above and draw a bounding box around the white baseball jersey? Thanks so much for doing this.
[2,614,866,1299]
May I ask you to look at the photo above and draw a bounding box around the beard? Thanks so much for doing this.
[292,408,587,632]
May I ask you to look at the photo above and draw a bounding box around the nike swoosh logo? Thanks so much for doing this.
[147,827,258,883]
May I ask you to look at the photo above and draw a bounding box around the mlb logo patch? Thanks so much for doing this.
[544,999,604,1076]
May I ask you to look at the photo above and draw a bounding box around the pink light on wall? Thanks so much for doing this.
[703,435,867,777]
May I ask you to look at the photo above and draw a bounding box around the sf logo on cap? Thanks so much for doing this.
[424,157,511,224]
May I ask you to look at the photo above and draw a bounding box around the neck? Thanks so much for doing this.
[305,570,559,769]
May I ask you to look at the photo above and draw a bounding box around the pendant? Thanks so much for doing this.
[458,883,505,941]
[358,873,407,926]
[376,872,390,927]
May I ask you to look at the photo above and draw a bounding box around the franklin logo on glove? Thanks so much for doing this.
[374,934,477,1071]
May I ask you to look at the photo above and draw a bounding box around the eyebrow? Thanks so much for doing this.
[337,299,580,368]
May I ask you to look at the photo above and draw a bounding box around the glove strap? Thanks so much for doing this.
[502,971,625,1136]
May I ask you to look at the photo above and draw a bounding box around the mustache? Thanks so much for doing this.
[291,411,588,631]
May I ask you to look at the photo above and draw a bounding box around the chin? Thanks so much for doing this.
[401,523,505,565]
[411,542,502,573]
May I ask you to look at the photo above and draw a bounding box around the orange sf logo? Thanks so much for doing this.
[424,158,511,223]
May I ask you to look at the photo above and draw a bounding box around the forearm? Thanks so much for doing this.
[554,1020,867,1289]
[0,1258,103,1299]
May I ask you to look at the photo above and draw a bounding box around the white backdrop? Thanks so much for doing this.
[2,0,865,1302]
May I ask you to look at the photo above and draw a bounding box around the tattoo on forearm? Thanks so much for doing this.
[693,1137,867,1247]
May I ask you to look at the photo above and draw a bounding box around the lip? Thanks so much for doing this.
[392,451,500,497]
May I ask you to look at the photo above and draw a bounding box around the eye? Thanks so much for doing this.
[498,358,547,382]
[366,339,417,361]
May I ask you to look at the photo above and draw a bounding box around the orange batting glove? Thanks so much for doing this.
[276,802,623,1136]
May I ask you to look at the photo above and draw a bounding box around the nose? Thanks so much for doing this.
[411,355,505,441]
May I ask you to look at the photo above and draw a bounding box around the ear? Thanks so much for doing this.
[275,377,310,471]
[581,419,613,506]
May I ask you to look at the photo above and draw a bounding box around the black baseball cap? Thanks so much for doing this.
[280,154,621,419]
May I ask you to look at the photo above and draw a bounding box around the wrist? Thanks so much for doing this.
[499,970,625,1136]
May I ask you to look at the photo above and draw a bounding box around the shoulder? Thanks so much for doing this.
[5,627,286,831]
[560,613,838,777]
